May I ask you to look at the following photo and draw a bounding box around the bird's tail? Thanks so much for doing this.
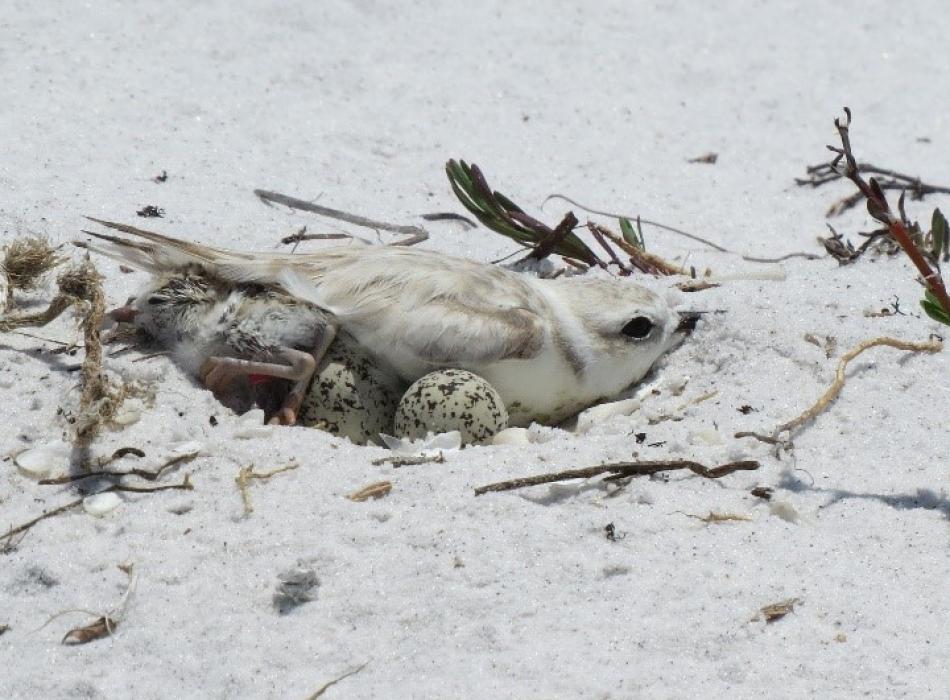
[75,217,248,273]
[75,218,341,312]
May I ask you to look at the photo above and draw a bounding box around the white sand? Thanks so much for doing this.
[2,1,948,697]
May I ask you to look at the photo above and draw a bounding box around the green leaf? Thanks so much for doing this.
[619,217,645,249]
[921,290,950,325]
[445,159,601,265]
[931,207,948,260]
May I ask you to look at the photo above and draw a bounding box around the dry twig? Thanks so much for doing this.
[474,459,759,496]
[235,461,300,515]
[39,450,196,485]
[305,662,370,699]
[797,155,950,216]
[256,189,429,246]
[1,478,192,546]
[677,511,752,523]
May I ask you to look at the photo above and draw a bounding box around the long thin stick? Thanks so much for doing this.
[474,459,759,496]
[255,189,429,245]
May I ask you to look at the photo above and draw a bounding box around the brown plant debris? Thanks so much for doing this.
[235,461,300,515]
[587,221,686,276]
[797,150,950,216]
[62,616,118,645]
[803,333,837,358]
[305,662,370,700]
[0,624,9,636]
[474,459,760,496]
[60,563,136,645]
[823,109,950,320]
[753,597,802,624]
[775,337,941,437]
[371,452,447,467]
[687,152,719,164]
[347,481,393,502]
[737,336,942,446]
[2,235,64,309]
[678,511,752,523]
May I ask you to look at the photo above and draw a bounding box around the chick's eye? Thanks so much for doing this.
[621,316,654,339]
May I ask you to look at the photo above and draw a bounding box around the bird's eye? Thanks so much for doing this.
[621,316,654,339]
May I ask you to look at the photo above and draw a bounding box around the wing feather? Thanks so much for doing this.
[77,219,551,366]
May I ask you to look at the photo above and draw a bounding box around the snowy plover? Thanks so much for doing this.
[80,219,697,426]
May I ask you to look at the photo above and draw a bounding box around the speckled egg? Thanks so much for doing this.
[298,333,405,445]
[394,369,509,445]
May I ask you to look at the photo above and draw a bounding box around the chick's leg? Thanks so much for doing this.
[199,323,337,426]
[271,324,337,426]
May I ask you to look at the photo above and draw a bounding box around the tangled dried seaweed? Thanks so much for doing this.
[0,254,127,448]
[1,235,64,310]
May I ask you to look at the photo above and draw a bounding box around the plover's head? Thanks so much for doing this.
[550,277,698,398]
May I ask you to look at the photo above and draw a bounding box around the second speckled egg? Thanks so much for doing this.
[394,369,508,445]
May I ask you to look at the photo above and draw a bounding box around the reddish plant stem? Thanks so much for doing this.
[829,109,950,317]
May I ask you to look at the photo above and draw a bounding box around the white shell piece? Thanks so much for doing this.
[574,398,641,434]
[379,431,462,457]
[491,427,532,445]
[769,500,801,524]
[689,428,723,446]
[112,404,142,426]
[83,492,122,517]
[662,375,689,396]
[168,440,203,458]
[14,440,70,479]
[233,409,271,439]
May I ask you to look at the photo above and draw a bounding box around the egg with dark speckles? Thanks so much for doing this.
[394,369,508,445]
[298,334,405,445]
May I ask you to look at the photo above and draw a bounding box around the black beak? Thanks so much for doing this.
[675,311,701,334]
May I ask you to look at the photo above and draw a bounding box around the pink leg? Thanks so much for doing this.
[200,325,337,426]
